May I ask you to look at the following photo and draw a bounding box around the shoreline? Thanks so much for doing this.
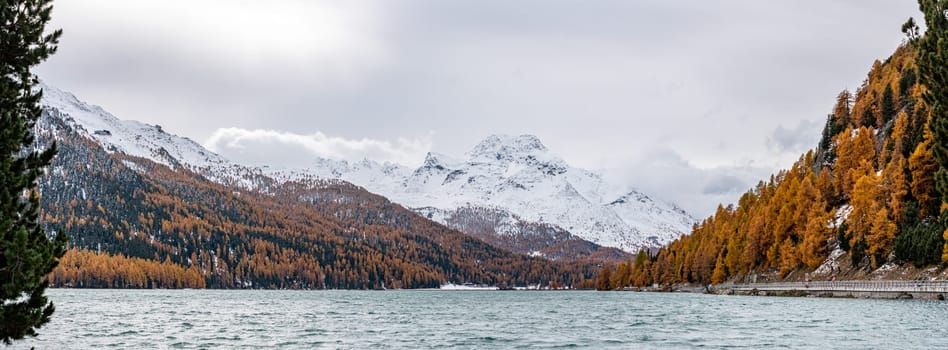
[711,287,946,300]
[622,280,948,301]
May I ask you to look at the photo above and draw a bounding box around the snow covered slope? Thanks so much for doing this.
[38,83,268,189]
[273,135,696,252]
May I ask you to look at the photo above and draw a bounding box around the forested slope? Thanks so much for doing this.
[602,5,948,289]
[37,111,599,289]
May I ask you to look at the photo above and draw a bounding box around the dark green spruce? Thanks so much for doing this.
[0,0,68,343]
[881,84,896,126]
[918,1,948,202]
[916,0,948,260]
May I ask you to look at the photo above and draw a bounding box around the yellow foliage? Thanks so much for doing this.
[867,206,897,268]
[909,136,939,216]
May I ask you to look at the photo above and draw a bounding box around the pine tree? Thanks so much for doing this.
[918,1,948,199]
[817,115,840,169]
[916,0,948,261]
[849,160,882,265]
[899,68,918,105]
[904,17,921,43]
[883,154,910,224]
[909,135,940,217]
[611,261,631,289]
[834,90,853,128]
[710,253,727,285]
[891,111,911,159]
[777,238,799,277]
[833,127,877,200]
[881,84,896,126]
[0,0,68,343]
[596,266,613,291]
[800,175,831,269]
[631,251,652,287]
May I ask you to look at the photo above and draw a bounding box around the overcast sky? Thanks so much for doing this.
[36,1,922,217]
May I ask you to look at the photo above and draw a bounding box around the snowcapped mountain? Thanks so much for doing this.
[34,87,609,289]
[38,83,269,189]
[35,83,625,261]
[273,134,696,253]
[37,83,693,254]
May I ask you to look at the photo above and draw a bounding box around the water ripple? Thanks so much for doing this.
[9,290,948,349]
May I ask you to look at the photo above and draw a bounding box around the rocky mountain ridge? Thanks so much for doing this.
[271,134,697,253]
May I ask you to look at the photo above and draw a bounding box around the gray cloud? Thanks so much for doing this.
[703,175,747,195]
[767,119,823,153]
[35,1,922,217]
[601,146,772,216]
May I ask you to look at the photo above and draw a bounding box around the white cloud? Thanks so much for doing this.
[204,128,432,168]
[45,1,387,91]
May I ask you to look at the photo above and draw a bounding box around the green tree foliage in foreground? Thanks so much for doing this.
[0,0,68,343]
[894,202,945,266]
[916,0,948,260]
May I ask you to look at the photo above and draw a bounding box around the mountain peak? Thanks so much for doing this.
[468,134,549,161]
[422,152,460,169]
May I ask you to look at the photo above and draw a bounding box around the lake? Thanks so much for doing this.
[11,289,948,349]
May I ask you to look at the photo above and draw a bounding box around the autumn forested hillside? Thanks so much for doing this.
[36,112,600,289]
[603,10,948,289]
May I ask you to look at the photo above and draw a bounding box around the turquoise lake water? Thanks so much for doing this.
[11,289,948,349]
